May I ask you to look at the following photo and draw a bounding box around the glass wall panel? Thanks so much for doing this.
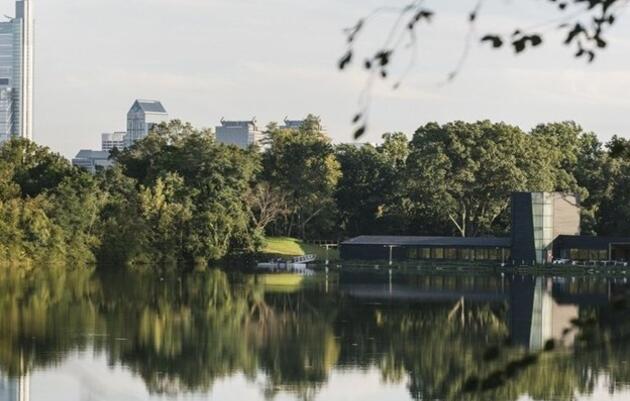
[421,248,431,259]
[407,247,417,259]
[433,248,444,259]
[445,248,457,260]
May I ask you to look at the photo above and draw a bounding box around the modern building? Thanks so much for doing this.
[340,192,630,265]
[281,117,326,133]
[0,0,33,143]
[125,99,168,147]
[101,131,126,151]
[215,118,263,149]
[72,150,113,174]
[281,119,304,130]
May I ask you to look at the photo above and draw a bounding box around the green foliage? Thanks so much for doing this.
[405,121,555,237]
[0,139,99,266]
[263,115,341,239]
[1,117,629,267]
[104,120,262,266]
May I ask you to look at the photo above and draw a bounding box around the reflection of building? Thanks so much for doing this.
[72,149,113,174]
[526,278,578,351]
[0,0,33,143]
[125,99,168,147]
[215,118,262,149]
[341,192,630,265]
[0,374,30,401]
[101,131,126,151]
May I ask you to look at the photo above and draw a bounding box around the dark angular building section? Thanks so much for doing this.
[340,192,630,265]
[511,193,537,265]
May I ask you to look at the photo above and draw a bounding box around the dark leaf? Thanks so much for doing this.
[338,50,353,70]
[565,23,585,45]
[374,50,393,67]
[530,34,543,46]
[481,35,503,48]
[513,37,527,53]
[353,125,367,140]
[352,113,362,124]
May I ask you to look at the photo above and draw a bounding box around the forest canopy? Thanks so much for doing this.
[1,117,630,268]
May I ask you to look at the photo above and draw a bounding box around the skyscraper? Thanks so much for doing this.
[0,0,33,143]
[125,99,168,147]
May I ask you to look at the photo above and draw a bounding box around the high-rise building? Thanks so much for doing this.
[0,0,33,143]
[215,118,262,149]
[101,131,126,151]
[125,99,168,147]
[281,117,326,133]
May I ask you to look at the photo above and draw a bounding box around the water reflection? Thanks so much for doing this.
[1,267,630,400]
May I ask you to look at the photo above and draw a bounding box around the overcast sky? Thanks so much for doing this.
[2,0,630,157]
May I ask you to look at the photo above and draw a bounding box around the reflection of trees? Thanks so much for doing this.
[2,269,630,401]
[0,268,340,399]
[0,267,102,377]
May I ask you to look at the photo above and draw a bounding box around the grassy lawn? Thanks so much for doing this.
[262,237,340,262]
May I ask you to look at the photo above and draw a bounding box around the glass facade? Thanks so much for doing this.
[404,246,510,262]
[0,1,33,141]
[532,192,554,264]
[126,100,168,147]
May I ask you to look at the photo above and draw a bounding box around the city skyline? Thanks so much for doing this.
[1,0,629,158]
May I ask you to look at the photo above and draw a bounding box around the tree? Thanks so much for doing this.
[263,115,341,239]
[530,122,610,234]
[334,133,412,237]
[112,120,262,265]
[0,138,102,266]
[405,121,556,237]
[245,182,290,232]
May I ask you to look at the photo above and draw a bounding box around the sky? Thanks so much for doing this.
[1,0,630,158]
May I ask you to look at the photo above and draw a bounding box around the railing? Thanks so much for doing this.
[292,254,317,263]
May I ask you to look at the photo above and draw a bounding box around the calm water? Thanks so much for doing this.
[2,267,630,401]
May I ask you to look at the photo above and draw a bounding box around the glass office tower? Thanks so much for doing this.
[0,0,33,143]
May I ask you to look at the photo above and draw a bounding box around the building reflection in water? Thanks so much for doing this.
[510,277,578,351]
[0,353,30,401]
[0,374,30,401]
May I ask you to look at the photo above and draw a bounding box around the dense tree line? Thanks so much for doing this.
[1,117,629,267]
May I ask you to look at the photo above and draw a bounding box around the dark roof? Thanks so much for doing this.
[341,235,511,248]
[74,149,110,160]
[555,235,630,250]
[131,100,167,114]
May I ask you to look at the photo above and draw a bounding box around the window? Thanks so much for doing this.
[407,247,417,259]
[461,248,472,261]
[488,249,499,261]
[445,248,458,260]
[433,248,444,259]
[476,249,488,260]
[420,248,431,259]
[577,249,589,260]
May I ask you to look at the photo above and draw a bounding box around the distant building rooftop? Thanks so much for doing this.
[341,235,512,248]
[130,99,167,114]
[74,149,110,160]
